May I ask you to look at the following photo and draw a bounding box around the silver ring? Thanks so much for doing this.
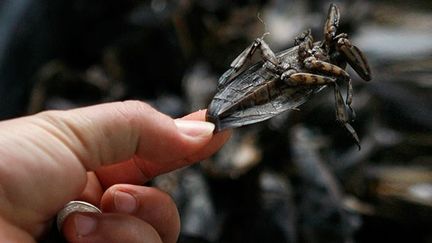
[56,201,102,231]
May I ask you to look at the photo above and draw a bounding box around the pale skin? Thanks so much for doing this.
[0,100,231,243]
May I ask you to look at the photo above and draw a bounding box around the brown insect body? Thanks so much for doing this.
[207,3,371,149]
[210,47,310,120]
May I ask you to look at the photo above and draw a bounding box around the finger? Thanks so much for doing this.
[78,109,230,201]
[62,212,162,243]
[100,185,180,243]
[175,108,232,163]
[94,127,231,188]
[39,100,217,170]
[94,108,231,188]
[0,216,34,243]
[132,127,231,180]
[77,172,104,206]
[180,109,207,120]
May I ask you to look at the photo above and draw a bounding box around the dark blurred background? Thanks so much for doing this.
[1,0,432,242]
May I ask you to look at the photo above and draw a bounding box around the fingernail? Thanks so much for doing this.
[114,191,137,213]
[75,214,97,237]
[174,120,215,138]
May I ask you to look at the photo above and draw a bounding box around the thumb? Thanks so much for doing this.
[61,100,216,170]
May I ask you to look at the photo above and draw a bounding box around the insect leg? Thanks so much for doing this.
[337,38,372,81]
[334,82,361,149]
[323,3,340,50]
[333,82,349,125]
[303,57,354,112]
[295,29,314,62]
[304,57,349,79]
[344,79,356,122]
[218,35,278,88]
[283,72,336,86]
[283,72,360,149]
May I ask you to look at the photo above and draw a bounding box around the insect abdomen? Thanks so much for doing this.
[219,79,281,117]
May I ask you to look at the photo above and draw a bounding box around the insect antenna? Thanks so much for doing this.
[257,13,270,40]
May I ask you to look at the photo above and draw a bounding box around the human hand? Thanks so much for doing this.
[0,101,231,243]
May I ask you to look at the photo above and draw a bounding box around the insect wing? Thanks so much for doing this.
[208,64,325,131]
[217,86,324,130]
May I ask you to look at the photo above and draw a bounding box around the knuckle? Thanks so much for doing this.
[116,100,154,118]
